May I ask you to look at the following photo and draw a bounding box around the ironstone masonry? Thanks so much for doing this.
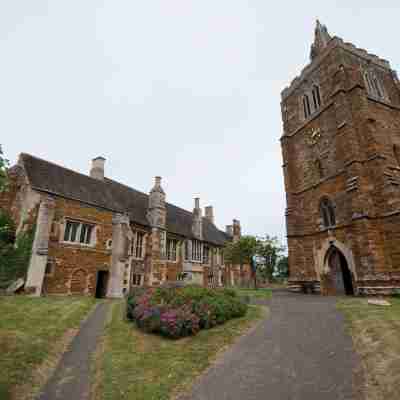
[0,153,251,297]
[281,21,400,295]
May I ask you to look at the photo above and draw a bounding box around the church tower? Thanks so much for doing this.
[281,21,400,295]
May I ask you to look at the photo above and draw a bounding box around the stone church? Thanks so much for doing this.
[0,153,250,297]
[281,21,400,295]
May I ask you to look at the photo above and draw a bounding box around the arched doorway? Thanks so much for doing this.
[327,247,354,295]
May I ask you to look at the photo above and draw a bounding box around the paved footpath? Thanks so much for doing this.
[37,302,109,400]
[183,291,362,400]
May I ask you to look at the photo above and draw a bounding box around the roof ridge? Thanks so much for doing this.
[21,153,106,184]
[21,153,197,218]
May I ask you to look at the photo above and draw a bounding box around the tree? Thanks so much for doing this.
[224,235,258,288]
[276,256,289,278]
[0,145,9,192]
[256,235,285,284]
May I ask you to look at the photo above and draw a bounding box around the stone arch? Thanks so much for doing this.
[314,237,358,294]
[70,268,88,295]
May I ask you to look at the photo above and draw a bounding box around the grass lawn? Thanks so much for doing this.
[93,301,266,400]
[0,296,97,400]
[337,297,400,400]
[234,287,272,299]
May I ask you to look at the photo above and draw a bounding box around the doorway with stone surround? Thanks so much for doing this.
[95,270,109,298]
[326,247,354,295]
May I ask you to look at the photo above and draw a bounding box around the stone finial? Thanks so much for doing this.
[90,156,106,181]
[205,206,214,224]
[147,176,166,228]
[310,20,332,61]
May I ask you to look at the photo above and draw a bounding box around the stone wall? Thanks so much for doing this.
[43,197,113,296]
[282,32,400,295]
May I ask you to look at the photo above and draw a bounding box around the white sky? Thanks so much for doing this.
[1,1,399,245]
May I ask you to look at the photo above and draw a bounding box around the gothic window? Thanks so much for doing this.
[303,94,311,119]
[394,144,400,166]
[320,197,336,228]
[364,70,385,100]
[312,85,322,110]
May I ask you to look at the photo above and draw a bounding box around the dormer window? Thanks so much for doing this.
[364,70,385,100]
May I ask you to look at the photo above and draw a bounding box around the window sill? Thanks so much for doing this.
[61,241,96,248]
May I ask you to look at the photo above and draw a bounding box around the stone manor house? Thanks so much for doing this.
[0,153,250,297]
[281,21,400,295]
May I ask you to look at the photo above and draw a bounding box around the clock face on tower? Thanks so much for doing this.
[306,128,322,146]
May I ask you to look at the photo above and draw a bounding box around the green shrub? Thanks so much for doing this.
[126,285,248,339]
[0,212,35,289]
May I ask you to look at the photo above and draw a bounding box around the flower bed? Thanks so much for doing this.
[126,286,248,339]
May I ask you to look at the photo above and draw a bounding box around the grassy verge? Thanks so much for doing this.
[337,297,400,400]
[0,296,97,400]
[94,301,266,400]
[234,288,272,299]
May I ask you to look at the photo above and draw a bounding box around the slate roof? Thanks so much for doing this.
[21,153,231,246]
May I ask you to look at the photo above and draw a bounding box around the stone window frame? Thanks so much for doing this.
[131,272,143,286]
[166,237,179,262]
[130,230,146,260]
[60,218,97,248]
[363,68,387,101]
[301,82,323,121]
[203,245,211,265]
[191,239,203,263]
[319,197,336,229]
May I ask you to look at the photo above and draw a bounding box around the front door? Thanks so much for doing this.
[95,271,109,298]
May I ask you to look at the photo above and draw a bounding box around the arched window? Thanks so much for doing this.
[320,197,336,228]
[394,144,400,166]
[364,70,385,100]
[303,94,311,119]
[312,85,322,110]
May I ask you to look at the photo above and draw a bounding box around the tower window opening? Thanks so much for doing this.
[312,85,322,110]
[303,94,311,119]
[320,197,336,228]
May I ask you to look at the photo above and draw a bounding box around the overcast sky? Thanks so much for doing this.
[1,1,399,245]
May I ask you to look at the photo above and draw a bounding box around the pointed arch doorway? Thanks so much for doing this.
[326,247,354,295]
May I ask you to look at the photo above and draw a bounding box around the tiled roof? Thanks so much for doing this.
[21,153,230,246]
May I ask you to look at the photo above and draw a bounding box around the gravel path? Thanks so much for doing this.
[36,301,109,400]
[182,291,361,400]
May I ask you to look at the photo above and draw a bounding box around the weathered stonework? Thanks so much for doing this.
[281,22,400,295]
[1,154,251,296]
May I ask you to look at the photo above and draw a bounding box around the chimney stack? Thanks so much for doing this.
[205,206,214,224]
[226,225,233,236]
[90,156,106,180]
[233,219,241,242]
[192,197,203,239]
